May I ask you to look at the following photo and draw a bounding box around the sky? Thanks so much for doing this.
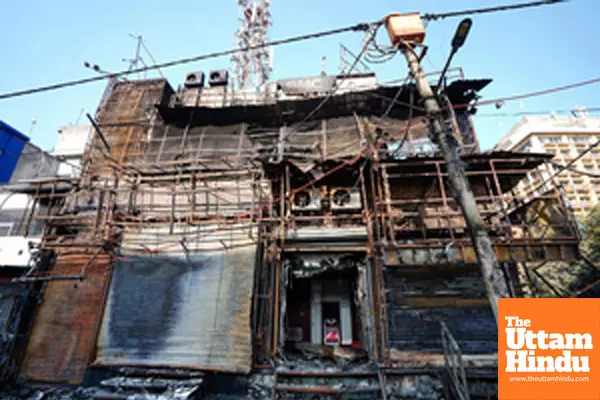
[0,0,598,152]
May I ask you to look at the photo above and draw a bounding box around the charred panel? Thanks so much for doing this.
[385,268,497,354]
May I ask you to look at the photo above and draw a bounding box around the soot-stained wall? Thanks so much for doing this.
[385,267,497,354]
[95,246,257,373]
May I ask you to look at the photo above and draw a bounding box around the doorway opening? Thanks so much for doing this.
[281,255,368,359]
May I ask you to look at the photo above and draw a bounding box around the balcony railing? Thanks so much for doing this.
[441,321,470,400]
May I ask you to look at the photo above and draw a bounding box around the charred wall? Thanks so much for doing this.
[20,251,113,383]
[385,266,497,354]
[19,80,174,384]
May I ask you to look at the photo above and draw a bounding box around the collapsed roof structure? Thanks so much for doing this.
[0,69,581,399]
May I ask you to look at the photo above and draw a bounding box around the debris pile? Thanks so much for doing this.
[246,372,275,399]
[384,375,444,400]
[0,385,99,400]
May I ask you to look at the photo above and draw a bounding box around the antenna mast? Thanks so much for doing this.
[123,34,148,79]
[231,0,273,91]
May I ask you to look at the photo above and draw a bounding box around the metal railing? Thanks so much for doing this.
[441,321,470,400]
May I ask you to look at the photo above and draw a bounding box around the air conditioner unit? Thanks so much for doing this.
[184,72,205,88]
[330,188,362,211]
[291,189,322,212]
[208,69,229,87]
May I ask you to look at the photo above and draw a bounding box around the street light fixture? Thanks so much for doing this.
[451,18,472,50]
[437,18,473,92]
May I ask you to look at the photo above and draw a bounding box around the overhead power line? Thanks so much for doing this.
[280,22,384,143]
[549,161,600,179]
[0,0,570,101]
[527,139,600,196]
[140,39,165,79]
[422,0,567,20]
[443,76,600,112]
[474,107,600,118]
[0,22,373,100]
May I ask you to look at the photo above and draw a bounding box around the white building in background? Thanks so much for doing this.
[0,124,91,268]
[0,142,59,268]
[53,124,92,177]
[495,111,600,219]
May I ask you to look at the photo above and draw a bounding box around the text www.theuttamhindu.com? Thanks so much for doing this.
[508,376,590,383]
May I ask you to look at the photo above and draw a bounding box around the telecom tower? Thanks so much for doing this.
[231,0,273,91]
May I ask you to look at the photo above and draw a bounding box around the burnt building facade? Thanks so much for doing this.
[0,71,581,399]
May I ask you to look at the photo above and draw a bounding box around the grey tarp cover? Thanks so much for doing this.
[95,238,257,373]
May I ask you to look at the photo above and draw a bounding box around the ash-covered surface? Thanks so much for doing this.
[279,344,370,370]
[0,384,99,400]
[385,375,444,400]
[0,383,202,400]
[203,372,275,400]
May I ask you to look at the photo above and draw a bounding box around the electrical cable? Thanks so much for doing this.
[279,21,384,143]
[422,0,567,21]
[523,139,600,197]
[381,74,412,118]
[0,0,569,101]
[140,40,166,79]
[387,84,417,159]
[472,107,600,118]
[549,161,600,179]
[0,22,373,100]
[448,76,600,112]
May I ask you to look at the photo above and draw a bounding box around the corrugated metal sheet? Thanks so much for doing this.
[95,223,258,373]
[21,252,112,383]
[385,268,497,354]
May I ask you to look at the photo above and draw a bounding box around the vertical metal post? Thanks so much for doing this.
[381,165,397,246]
[435,161,455,242]
[321,120,328,161]
[490,160,514,238]
[399,45,509,321]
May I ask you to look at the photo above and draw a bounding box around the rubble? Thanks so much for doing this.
[0,384,99,400]
[388,349,498,370]
[100,377,204,391]
[384,375,444,400]
[289,343,368,366]
[246,372,275,399]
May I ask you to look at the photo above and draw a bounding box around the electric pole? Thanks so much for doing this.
[389,16,509,320]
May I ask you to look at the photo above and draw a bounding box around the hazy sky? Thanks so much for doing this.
[0,0,597,152]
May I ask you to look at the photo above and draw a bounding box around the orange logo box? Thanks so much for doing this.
[499,298,600,400]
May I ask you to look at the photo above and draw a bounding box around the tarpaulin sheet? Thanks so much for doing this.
[95,235,257,373]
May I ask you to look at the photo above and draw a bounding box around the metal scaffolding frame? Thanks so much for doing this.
[9,77,583,379]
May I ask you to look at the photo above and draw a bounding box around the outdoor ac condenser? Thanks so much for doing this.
[184,71,205,88]
[291,189,322,212]
[329,188,361,211]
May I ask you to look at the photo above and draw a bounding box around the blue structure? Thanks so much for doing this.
[0,121,29,184]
